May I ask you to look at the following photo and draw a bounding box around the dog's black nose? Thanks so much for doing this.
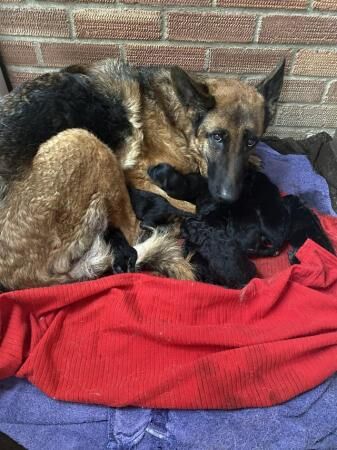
[214,188,239,203]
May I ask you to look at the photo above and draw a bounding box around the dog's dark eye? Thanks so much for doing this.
[212,133,224,143]
[247,137,257,148]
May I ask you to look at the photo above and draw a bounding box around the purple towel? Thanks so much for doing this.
[1,143,337,450]
[256,142,337,217]
[1,376,337,450]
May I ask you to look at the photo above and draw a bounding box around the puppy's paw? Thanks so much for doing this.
[148,164,184,196]
[288,249,300,265]
[104,226,138,274]
[112,246,137,274]
[148,164,175,188]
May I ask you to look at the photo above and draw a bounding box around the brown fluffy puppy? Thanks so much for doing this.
[0,129,194,290]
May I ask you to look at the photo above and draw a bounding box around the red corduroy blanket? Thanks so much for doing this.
[1,215,337,410]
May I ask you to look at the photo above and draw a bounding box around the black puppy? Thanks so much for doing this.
[148,164,334,287]
[128,189,256,287]
[128,187,191,229]
[128,185,261,288]
[149,164,291,253]
[129,165,334,288]
[183,226,257,288]
[129,166,290,288]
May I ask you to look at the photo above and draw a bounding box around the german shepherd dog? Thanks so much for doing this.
[0,58,285,290]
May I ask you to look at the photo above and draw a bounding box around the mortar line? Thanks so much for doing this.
[2,3,337,17]
[34,42,44,65]
[321,79,334,104]
[204,48,211,71]
[6,63,337,84]
[253,15,262,43]
[3,34,337,53]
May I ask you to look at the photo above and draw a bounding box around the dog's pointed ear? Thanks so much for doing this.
[171,66,215,111]
[257,59,285,128]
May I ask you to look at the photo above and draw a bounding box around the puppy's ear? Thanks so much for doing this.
[257,59,285,129]
[171,66,215,111]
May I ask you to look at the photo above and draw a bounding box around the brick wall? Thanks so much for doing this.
[1,0,337,138]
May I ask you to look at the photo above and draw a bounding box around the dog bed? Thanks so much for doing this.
[1,141,337,449]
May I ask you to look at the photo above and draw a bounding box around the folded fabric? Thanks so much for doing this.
[0,432,24,450]
[256,142,337,217]
[262,132,337,213]
[1,227,337,409]
[2,374,337,450]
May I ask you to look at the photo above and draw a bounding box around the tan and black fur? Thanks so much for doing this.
[0,128,194,290]
[0,58,285,290]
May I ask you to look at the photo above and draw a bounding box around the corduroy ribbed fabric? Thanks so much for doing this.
[1,215,337,410]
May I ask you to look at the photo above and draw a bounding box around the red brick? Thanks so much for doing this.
[293,50,337,77]
[209,48,291,74]
[74,9,161,40]
[248,78,325,103]
[326,81,337,103]
[265,126,312,139]
[275,104,337,128]
[123,0,211,5]
[314,0,337,10]
[0,41,38,66]
[217,0,307,8]
[40,43,119,67]
[259,15,337,44]
[280,80,325,103]
[167,12,255,43]
[0,8,70,38]
[125,45,206,71]
[8,71,47,89]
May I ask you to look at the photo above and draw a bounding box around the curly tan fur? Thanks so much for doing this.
[135,227,194,280]
[0,129,192,290]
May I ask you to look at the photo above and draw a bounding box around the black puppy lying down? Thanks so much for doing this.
[129,164,334,288]
[130,168,287,288]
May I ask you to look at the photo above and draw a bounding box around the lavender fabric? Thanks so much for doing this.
[256,142,337,217]
[1,376,337,450]
[1,142,337,450]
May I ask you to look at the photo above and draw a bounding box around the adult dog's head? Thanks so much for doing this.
[171,61,285,203]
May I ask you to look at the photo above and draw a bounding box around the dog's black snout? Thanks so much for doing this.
[213,188,240,204]
[208,176,242,204]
